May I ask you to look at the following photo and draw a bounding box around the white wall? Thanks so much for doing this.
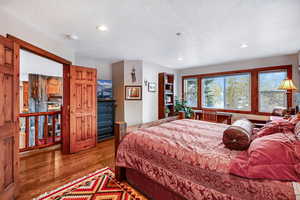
[124,60,143,126]
[112,60,177,125]
[20,50,63,81]
[75,55,113,80]
[142,62,177,123]
[178,54,300,120]
[0,8,75,62]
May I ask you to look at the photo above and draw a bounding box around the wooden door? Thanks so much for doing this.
[69,66,97,153]
[0,36,19,199]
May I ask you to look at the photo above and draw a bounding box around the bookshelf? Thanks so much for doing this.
[158,73,175,119]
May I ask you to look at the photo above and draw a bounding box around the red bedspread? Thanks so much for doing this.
[116,119,295,200]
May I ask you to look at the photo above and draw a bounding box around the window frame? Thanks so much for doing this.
[258,69,288,113]
[183,78,199,108]
[182,65,292,115]
[201,72,251,111]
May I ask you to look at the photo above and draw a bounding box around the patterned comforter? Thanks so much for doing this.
[116,119,296,200]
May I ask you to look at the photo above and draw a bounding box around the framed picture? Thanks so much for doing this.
[125,85,142,100]
[97,80,112,99]
[148,82,156,92]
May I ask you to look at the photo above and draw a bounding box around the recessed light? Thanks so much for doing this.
[240,43,248,48]
[97,25,108,32]
[177,57,183,61]
[66,34,79,40]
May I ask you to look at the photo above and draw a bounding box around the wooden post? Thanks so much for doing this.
[178,111,185,119]
[34,116,39,147]
[44,115,48,144]
[25,117,29,148]
[114,121,127,181]
[52,114,56,143]
[191,111,196,120]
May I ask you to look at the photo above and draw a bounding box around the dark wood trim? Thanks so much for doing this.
[19,111,61,152]
[114,121,127,181]
[25,117,29,149]
[13,41,21,196]
[181,76,202,108]
[7,34,73,154]
[19,143,61,158]
[182,65,292,79]
[201,108,252,114]
[178,111,185,119]
[18,71,62,151]
[52,113,57,145]
[251,71,259,113]
[287,67,293,109]
[19,142,61,153]
[62,64,71,154]
[198,77,202,109]
[7,34,72,65]
[181,77,184,101]
[0,35,13,48]
[182,65,293,116]
[193,110,232,125]
[19,111,61,117]
[158,73,175,119]
[34,116,39,147]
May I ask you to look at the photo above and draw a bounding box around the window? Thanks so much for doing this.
[183,78,198,107]
[202,73,251,111]
[259,70,287,113]
[182,66,291,114]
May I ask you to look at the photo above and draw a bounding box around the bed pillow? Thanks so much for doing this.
[290,115,300,125]
[223,119,253,150]
[230,132,300,181]
[256,120,294,138]
[295,121,300,138]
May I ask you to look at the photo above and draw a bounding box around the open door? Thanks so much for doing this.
[69,66,97,153]
[0,36,19,199]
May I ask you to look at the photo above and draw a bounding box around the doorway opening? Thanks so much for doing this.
[0,34,100,199]
[7,34,73,155]
[19,49,63,152]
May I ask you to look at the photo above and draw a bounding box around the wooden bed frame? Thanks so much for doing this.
[114,112,186,199]
[114,112,185,181]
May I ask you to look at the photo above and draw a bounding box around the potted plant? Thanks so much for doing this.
[174,97,193,119]
[165,107,170,117]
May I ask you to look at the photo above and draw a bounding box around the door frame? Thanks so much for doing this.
[7,34,72,154]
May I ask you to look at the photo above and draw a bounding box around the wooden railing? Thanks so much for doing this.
[19,111,61,152]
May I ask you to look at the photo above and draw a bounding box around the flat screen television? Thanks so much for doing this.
[97,80,112,99]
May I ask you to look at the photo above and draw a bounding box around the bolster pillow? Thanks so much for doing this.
[223,118,253,150]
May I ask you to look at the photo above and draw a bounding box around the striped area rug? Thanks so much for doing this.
[34,167,146,200]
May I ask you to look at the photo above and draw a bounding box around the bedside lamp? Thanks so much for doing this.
[278,78,297,112]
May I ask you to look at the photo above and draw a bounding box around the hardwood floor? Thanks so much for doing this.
[17,139,115,200]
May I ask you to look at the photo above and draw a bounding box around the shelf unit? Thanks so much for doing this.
[158,72,175,119]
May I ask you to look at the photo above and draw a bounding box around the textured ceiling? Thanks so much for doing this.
[1,0,300,68]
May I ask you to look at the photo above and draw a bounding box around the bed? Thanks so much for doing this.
[115,114,299,200]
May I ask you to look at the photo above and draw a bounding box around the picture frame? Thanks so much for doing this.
[125,85,142,100]
[97,80,112,99]
[148,82,156,92]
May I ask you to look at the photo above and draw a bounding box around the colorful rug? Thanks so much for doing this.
[34,167,146,200]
